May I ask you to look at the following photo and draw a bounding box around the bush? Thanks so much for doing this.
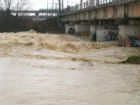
[121,56,140,64]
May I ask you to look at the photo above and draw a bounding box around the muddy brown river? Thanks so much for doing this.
[0,32,140,105]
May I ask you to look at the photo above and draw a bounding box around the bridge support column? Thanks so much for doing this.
[90,25,97,35]
[93,25,118,42]
[90,25,97,41]
[75,24,90,35]
[119,25,140,39]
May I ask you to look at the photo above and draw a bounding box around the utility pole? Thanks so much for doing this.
[67,0,69,8]
[62,0,64,11]
[52,0,54,16]
[55,3,57,16]
[58,0,61,15]
[47,0,48,16]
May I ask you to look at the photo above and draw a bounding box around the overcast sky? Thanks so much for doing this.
[30,0,83,10]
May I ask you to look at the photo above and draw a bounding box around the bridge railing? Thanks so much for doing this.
[62,0,137,14]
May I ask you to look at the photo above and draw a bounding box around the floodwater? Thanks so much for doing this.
[0,32,140,105]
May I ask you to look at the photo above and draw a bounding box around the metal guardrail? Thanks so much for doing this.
[61,0,137,15]
[11,10,59,14]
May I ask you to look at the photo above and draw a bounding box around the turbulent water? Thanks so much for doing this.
[0,32,140,105]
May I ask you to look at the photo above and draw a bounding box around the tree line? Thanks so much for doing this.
[0,0,32,32]
[0,0,64,33]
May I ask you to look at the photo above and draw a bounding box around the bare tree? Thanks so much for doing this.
[15,0,29,11]
[0,0,29,31]
[0,0,12,12]
[0,0,12,30]
[0,0,28,11]
[0,0,3,10]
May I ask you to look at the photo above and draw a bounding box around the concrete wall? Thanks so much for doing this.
[116,5,125,18]
[95,25,118,41]
[106,7,114,19]
[64,23,140,42]
[119,25,140,38]
[96,30,109,41]
[79,13,85,21]
[90,25,97,34]
[97,9,104,19]
[75,24,90,34]
[128,2,140,18]
[90,11,96,20]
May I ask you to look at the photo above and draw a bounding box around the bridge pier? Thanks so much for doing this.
[119,24,140,39]
[64,23,140,42]
[90,25,97,35]
[65,23,90,35]
[90,24,118,41]
[75,24,90,35]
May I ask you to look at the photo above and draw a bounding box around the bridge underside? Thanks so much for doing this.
[60,1,140,42]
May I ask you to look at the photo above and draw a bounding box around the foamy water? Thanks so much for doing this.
[0,32,140,105]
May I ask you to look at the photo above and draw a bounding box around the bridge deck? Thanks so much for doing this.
[11,10,59,14]
[60,0,140,22]
[62,0,138,15]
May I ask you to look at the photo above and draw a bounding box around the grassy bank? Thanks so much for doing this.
[122,56,140,64]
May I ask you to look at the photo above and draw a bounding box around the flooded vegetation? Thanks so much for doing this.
[0,32,140,105]
[121,56,140,64]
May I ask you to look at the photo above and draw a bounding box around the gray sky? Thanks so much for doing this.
[30,0,82,10]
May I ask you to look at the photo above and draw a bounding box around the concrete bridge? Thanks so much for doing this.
[59,0,140,41]
[11,9,59,21]
[12,9,59,15]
